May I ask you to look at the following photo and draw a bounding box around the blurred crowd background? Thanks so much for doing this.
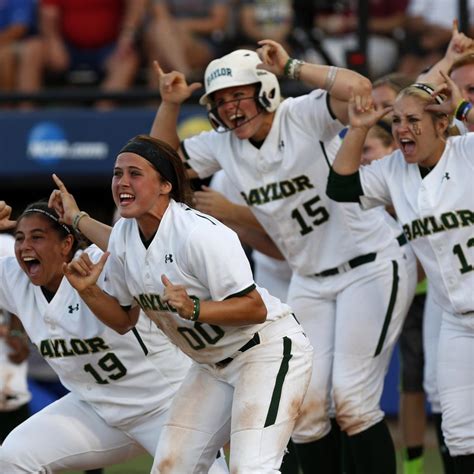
[0,2,473,472]
[0,0,472,109]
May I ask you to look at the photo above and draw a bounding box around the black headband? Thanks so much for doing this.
[22,208,72,234]
[118,140,177,188]
[411,83,444,104]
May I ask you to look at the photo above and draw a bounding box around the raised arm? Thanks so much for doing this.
[48,174,112,251]
[332,94,390,175]
[327,92,391,202]
[257,39,372,125]
[150,61,202,150]
[427,71,474,124]
[418,20,474,84]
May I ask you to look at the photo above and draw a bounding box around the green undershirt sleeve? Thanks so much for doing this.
[326,168,364,203]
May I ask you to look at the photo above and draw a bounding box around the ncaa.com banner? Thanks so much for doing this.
[0,106,208,184]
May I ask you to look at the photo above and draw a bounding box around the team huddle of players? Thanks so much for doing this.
[0,21,473,474]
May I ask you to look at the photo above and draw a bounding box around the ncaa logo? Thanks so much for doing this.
[26,121,108,164]
[27,122,67,165]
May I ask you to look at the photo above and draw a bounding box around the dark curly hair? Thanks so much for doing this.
[17,201,86,258]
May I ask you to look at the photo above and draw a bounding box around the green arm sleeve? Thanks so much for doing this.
[326,168,363,203]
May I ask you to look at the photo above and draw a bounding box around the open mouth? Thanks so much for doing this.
[229,112,246,129]
[23,256,41,277]
[119,193,135,206]
[399,138,416,156]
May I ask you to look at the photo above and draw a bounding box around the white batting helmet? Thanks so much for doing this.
[199,50,281,113]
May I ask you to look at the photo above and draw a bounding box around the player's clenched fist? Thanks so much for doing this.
[0,200,16,231]
[161,274,195,320]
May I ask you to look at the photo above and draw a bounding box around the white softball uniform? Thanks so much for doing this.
[182,90,416,440]
[105,201,313,473]
[0,234,31,412]
[0,245,198,473]
[210,170,292,302]
[422,285,443,414]
[358,133,474,455]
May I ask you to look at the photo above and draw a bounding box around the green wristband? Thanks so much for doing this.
[284,58,293,77]
[72,211,89,233]
[189,296,200,321]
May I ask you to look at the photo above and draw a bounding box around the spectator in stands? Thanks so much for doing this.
[146,0,230,84]
[398,0,474,77]
[303,0,409,79]
[30,0,147,108]
[0,0,42,98]
[236,0,293,52]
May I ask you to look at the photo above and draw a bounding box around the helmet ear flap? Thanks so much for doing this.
[258,86,277,111]
[207,106,227,131]
[258,92,271,110]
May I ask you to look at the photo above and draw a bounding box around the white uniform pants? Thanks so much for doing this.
[0,391,229,473]
[0,392,151,472]
[289,252,416,442]
[152,316,313,474]
[438,310,474,456]
[423,287,443,413]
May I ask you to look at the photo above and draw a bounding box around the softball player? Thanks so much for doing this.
[371,77,432,474]
[197,170,300,472]
[150,39,416,474]
[0,201,227,473]
[375,27,474,473]
[327,76,474,473]
[449,52,474,135]
[50,135,313,474]
[0,233,31,442]
[197,169,293,302]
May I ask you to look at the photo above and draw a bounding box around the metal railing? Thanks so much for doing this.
[0,81,312,106]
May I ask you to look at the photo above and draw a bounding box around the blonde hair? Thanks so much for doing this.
[396,84,458,137]
[373,73,414,94]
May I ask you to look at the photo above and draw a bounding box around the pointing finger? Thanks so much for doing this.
[52,173,68,193]
[153,60,164,77]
